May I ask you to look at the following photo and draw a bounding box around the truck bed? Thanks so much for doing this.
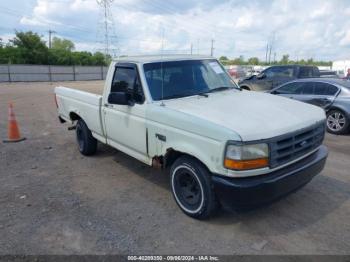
[57,80,104,95]
[55,84,105,140]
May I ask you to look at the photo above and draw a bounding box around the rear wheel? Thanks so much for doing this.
[170,156,219,219]
[76,119,97,155]
[326,109,350,135]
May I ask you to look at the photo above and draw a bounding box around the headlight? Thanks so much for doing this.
[224,143,269,170]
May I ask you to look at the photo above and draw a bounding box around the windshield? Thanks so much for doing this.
[143,59,237,101]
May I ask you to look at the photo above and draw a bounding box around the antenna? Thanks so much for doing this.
[96,0,118,58]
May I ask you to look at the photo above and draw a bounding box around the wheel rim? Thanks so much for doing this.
[172,165,203,213]
[76,123,84,151]
[327,112,346,132]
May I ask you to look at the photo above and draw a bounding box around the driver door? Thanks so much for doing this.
[252,67,274,91]
[103,63,148,163]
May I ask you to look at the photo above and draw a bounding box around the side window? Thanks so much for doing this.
[314,82,338,96]
[277,67,294,77]
[264,67,277,78]
[265,67,293,78]
[111,66,144,103]
[299,67,314,78]
[276,82,303,94]
[301,82,315,95]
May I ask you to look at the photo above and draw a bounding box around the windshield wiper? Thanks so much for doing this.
[162,91,210,100]
[206,86,232,93]
[162,93,194,100]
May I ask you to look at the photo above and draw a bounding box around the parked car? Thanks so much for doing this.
[225,65,246,80]
[319,70,339,78]
[238,65,320,91]
[270,78,350,134]
[55,55,328,219]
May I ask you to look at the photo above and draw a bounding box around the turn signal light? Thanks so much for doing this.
[224,158,269,170]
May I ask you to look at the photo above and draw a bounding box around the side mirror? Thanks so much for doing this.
[257,73,266,79]
[108,92,134,106]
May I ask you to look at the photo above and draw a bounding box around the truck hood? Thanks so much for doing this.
[161,90,325,141]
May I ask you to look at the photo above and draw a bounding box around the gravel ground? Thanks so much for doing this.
[0,81,349,255]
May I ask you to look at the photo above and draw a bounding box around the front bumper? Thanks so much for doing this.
[212,145,328,210]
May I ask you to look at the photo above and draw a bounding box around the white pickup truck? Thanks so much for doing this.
[55,55,328,219]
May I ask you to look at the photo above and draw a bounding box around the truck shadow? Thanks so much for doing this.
[97,143,170,189]
[207,174,350,235]
[97,143,350,235]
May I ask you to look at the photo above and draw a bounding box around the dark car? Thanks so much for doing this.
[270,78,350,134]
[238,65,320,91]
[319,70,339,78]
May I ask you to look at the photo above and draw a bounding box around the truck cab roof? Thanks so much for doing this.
[113,54,214,64]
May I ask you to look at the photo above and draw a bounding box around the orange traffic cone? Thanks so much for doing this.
[3,102,26,143]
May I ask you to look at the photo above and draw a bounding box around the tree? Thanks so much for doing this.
[307,58,314,64]
[231,55,245,65]
[72,51,93,65]
[10,31,48,64]
[52,37,75,51]
[219,56,229,61]
[279,54,289,65]
[92,52,106,65]
[247,57,259,65]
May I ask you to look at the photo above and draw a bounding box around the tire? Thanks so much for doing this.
[170,156,219,219]
[240,86,250,91]
[76,119,97,155]
[326,109,350,135]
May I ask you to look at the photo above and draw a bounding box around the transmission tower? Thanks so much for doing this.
[96,0,118,58]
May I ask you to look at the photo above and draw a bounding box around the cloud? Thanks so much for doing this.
[340,30,350,46]
[235,12,254,30]
[1,0,350,60]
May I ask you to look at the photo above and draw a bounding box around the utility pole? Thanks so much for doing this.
[197,39,200,55]
[190,43,193,55]
[265,43,269,64]
[210,39,215,56]
[48,30,56,49]
[268,44,272,64]
[268,31,276,65]
[273,52,276,64]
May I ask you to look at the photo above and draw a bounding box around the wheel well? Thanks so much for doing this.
[240,85,251,91]
[69,112,81,121]
[163,148,209,171]
[328,107,346,114]
[327,107,350,119]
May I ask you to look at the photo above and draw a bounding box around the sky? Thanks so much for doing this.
[0,0,350,61]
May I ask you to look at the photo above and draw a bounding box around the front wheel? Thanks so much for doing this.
[326,109,350,135]
[76,119,97,155]
[170,156,219,219]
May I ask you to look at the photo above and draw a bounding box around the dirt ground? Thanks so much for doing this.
[0,81,349,255]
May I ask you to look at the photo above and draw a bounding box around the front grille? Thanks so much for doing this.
[269,122,325,168]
